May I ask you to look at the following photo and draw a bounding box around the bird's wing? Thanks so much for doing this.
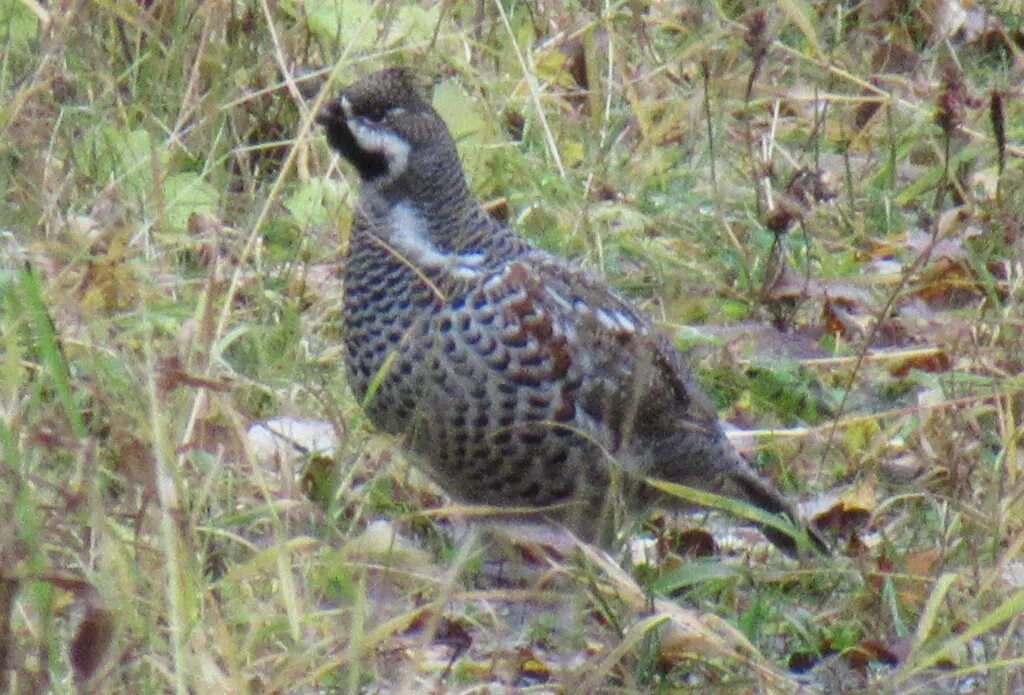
[437,253,719,452]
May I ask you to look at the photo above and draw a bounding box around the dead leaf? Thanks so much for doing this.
[786,168,839,207]
[888,349,951,377]
[661,528,718,559]
[903,548,941,577]
[70,606,116,685]
[812,481,875,538]
[822,299,863,341]
[844,637,907,671]
[516,648,552,685]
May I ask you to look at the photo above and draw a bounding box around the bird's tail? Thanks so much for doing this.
[642,425,830,557]
[727,464,830,557]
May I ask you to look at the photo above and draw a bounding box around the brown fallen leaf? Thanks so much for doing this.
[70,606,117,685]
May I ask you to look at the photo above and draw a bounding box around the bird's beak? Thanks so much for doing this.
[316,99,346,127]
[316,95,354,128]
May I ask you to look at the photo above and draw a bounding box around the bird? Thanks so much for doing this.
[316,67,828,557]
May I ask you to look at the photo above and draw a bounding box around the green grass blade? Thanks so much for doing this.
[18,266,85,439]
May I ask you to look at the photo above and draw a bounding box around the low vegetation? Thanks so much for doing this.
[1,1,1022,692]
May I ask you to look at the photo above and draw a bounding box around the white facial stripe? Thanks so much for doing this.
[388,203,484,277]
[345,114,411,181]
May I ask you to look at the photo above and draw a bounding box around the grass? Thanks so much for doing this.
[1,0,1023,692]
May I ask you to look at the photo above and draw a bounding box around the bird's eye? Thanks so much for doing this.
[361,105,406,123]
[362,104,390,122]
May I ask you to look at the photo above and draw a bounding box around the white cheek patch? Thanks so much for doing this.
[387,203,485,278]
[348,118,411,179]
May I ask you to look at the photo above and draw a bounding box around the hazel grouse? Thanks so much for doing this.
[316,68,827,556]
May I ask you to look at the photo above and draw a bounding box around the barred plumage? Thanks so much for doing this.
[317,68,826,555]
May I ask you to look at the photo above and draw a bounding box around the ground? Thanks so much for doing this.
[1,1,1023,693]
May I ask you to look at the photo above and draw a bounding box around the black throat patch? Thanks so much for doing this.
[318,102,389,180]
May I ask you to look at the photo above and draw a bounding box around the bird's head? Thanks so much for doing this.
[317,68,459,194]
